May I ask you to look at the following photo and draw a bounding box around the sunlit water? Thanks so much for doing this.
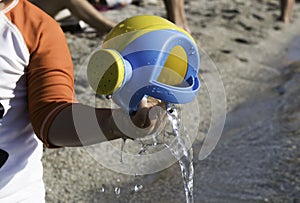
[113,104,194,202]
[165,104,194,203]
[114,186,121,198]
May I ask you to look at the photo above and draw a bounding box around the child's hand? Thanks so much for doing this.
[112,97,166,140]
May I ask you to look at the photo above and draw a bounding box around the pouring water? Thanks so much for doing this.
[165,104,194,203]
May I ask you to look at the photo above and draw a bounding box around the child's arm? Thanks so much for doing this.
[47,98,165,147]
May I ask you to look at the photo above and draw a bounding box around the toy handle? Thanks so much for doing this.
[128,74,200,111]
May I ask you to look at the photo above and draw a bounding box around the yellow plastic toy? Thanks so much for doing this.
[87,15,200,112]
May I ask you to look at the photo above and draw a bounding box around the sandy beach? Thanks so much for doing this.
[42,0,300,202]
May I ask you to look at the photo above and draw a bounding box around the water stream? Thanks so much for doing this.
[114,104,195,202]
[165,104,194,203]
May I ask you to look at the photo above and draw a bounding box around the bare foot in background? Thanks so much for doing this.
[163,0,191,33]
[279,0,295,24]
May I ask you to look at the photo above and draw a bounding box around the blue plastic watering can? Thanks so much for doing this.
[87,15,200,112]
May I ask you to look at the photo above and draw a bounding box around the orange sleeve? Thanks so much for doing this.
[6,0,77,147]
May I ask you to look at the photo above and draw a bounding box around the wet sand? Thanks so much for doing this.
[42,0,300,202]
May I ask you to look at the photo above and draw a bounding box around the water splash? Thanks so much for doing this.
[120,138,126,163]
[116,103,194,202]
[133,184,143,192]
[152,134,158,146]
[133,103,194,203]
[166,104,194,203]
[114,187,121,198]
[99,185,105,193]
[138,142,147,155]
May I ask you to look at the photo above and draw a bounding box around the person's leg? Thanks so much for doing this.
[279,0,295,23]
[30,0,66,16]
[31,0,116,34]
[67,0,116,34]
[163,0,190,32]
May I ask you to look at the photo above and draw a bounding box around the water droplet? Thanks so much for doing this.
[114,187,121,198]
[99,186,105,193]
[120,138,125,163]
[133,184,143,192]
[152,134,158,146]
[138,144,147,155]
